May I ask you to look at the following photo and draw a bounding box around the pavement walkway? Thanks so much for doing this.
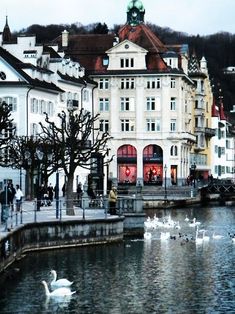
[0,198,112,239]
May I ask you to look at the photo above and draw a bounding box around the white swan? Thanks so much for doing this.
[189,218,201,227]
[144,231,152,240]
[212,232,224,240]
[202,230,210,241]
[42,281,76,297]
[50,270,73,288]
[184,215,189,222]
[160,232,170,240]
[195,227,203,244]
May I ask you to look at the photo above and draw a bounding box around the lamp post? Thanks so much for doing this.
[191,163,196,188]
[164,164,167,202]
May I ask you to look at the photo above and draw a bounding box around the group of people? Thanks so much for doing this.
[36,183,54,211]
[0,182,23,225]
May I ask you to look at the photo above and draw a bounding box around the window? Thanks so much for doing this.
[31,98,38,113]
[170,78,176,88]
[121,97,130,111]
[146,118,161,132]
[99,78,109,90]
[146,97,156,111]
[99,98,109,111]
[170,97,176,111]
[2,97,17,112]
[170,119,176,132]
[170,145,178,156]
[120,78,135,89]
[120,58,134,68]
[146,78,161,89]
[47,101,54,116]
[121,119,135,132]
[39,100,46,114]
[100,120,109,132]
[83,90,89,102]
[30,123,38,136]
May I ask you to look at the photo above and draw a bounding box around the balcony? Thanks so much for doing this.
[194,107,205,116]
[194,127,205,133]
[167,132,196,143]
[205,127,216,138]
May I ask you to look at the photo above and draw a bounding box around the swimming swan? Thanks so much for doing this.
[50,270,73,288]
[42,280,76,297]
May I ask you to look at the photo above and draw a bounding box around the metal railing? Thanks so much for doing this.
[0,195,143,233]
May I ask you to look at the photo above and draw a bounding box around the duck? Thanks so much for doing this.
[50,270,73,288]
[42,280,76,297]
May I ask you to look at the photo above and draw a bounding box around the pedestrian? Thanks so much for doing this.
[77,182,83,207]
[15,184,24,212]
[8,182,16,211]
[0,186,11,228]
[108,186,118,215]
[47,183,54,202]
[36,184,46,211]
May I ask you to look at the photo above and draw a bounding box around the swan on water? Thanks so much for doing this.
[184,215,189,222]
[212,232,224,239]
[189,218,201,227]
[160,232,170,240]
[195,227,203,244]
[144,231,152,240]
[50,270,73,288]
[42,281,76,297]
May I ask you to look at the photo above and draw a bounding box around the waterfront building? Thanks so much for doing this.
[188,54,215,180]
[52,0,199,188]
[211,98,235,180]
[0,18,95,193]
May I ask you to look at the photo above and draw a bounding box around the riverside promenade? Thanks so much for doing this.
[0,198,113,239]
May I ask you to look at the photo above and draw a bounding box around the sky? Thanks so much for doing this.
[0,0,234,36]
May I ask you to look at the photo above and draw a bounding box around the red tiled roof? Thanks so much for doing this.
[118,24,167,53]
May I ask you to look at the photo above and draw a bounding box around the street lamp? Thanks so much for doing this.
[164,164,167,201]
[191,163,196,188]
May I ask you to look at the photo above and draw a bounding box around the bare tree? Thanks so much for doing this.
[39,108,112,215]
[1,136,54,199]
[0,101,16,147]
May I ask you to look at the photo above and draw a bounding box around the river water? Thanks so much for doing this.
[0,205,234,314]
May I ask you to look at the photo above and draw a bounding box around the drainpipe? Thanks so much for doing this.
[26,86,34,137]
[91,84,97,144]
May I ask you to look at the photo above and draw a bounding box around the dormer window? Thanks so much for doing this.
[120,58,134,68]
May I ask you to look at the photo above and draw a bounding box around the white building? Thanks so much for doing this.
[53,0,196,188]
[0,23,96,194]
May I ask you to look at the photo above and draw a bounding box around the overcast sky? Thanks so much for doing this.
[0,0,234,36]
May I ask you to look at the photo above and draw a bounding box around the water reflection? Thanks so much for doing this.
[0,205,234,313]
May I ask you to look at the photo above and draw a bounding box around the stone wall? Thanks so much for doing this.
[0,218,124,275]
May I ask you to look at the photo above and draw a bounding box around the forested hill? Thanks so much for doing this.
[15,22,235,113]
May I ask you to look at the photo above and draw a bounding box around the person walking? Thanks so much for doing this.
[0,185,11,229]
[77,182,83,207]
[15,184,24,212]
[108,186,118,215]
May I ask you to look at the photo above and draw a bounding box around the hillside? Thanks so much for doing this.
[15,22,235,114]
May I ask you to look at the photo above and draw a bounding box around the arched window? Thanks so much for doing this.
[170,145,178,156]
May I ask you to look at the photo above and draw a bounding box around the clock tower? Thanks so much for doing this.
[127,0,145,26]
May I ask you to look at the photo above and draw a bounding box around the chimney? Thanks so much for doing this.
[62,30,69,48]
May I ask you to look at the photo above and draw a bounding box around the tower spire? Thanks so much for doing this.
[2,15,12,42]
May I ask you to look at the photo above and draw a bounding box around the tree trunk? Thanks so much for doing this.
[65,174,75,215]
